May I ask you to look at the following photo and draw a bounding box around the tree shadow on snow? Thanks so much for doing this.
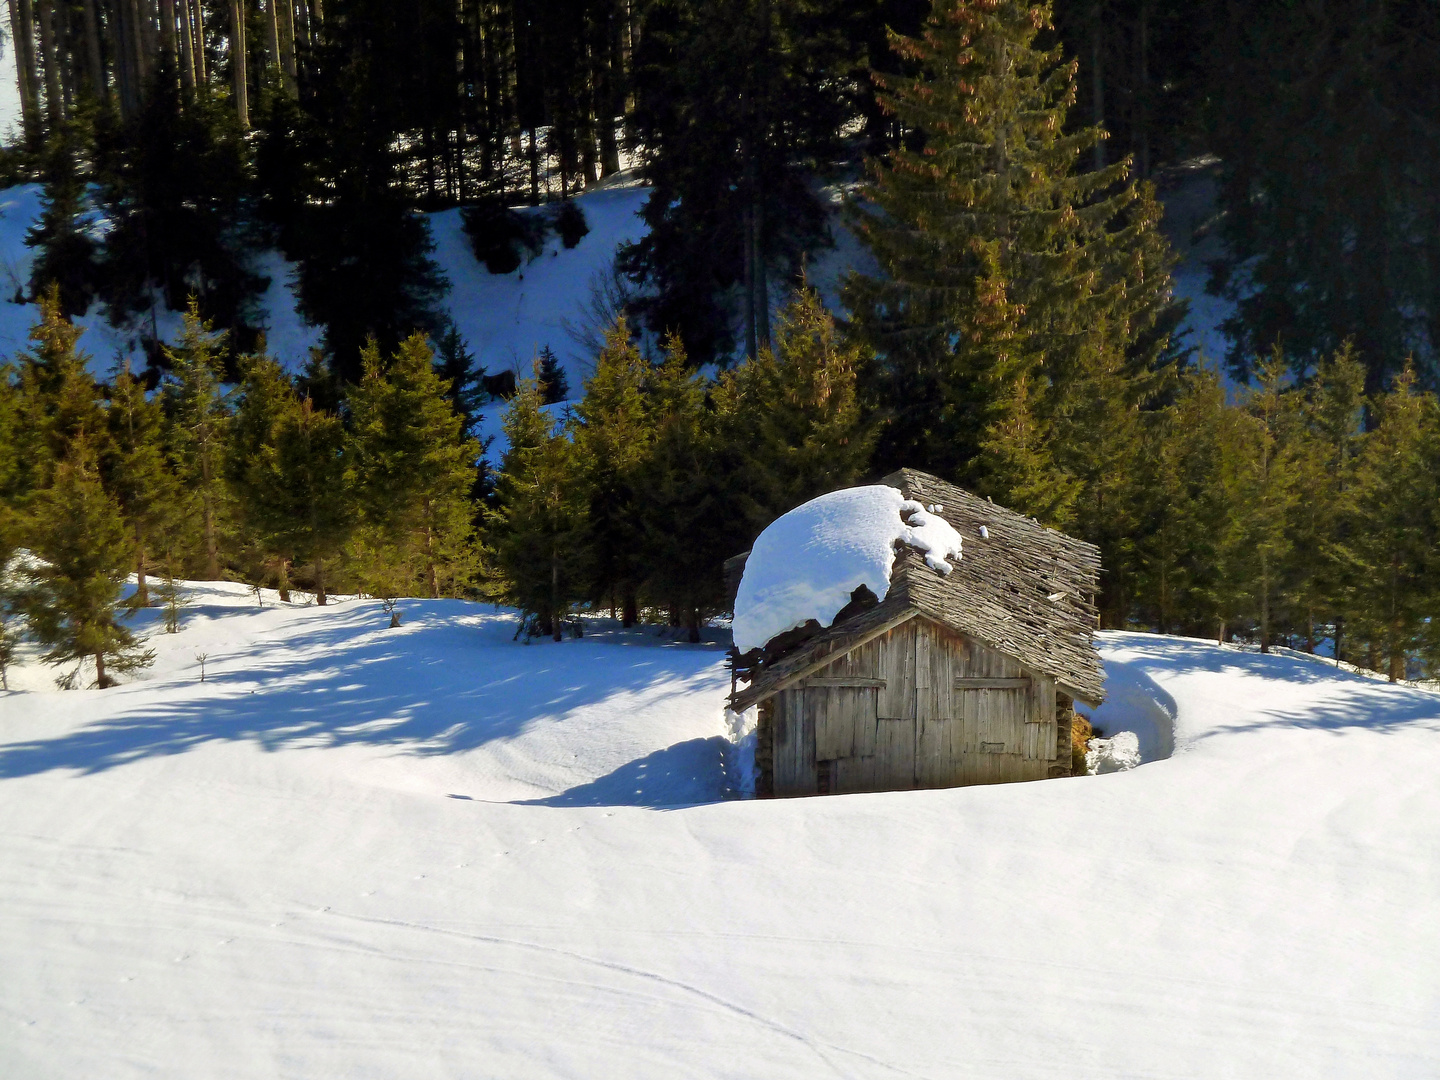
[0,603,728,779]
[1100,631,1440,739]
[513,736,735,809]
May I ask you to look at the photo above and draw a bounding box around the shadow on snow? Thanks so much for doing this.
[0,600,728,783]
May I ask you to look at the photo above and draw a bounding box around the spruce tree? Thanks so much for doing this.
[632,335,733,640]
[572,319,652,624]
[1350,365,1439,680]
[20,443,155,689]
[347,334,481,598]
[1221,354,1301,652]
[536,345,569,405]
[844,0,1178,489]
[13,286,108,494]
[230,351,302,595]
[715,286,874,525]
[433,323,487,436]
[104,362,179,608]
[488,374,589,640]
[1287,346,1366,655]
[163,302,234,580]
[268,394,351,606]
[26,115,99,318]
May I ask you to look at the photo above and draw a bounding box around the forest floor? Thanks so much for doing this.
[1,582,1436,1078]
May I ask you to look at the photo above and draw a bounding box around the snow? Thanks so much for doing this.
[1,590,1439,1076]
[1085,729,1142,773]
[732,485,963,653]
[0,180,649,403]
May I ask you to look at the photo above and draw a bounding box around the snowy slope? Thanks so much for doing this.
[0,181,649,396]
[1,591,1437,1078]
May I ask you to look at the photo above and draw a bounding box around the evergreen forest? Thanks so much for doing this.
[2,0,1439,689]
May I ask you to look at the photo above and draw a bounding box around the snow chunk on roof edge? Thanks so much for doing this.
[732,485,963,654]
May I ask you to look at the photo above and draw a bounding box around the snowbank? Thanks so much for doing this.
[1086,730,1142,773]
[2,604,1440,1077]
[731,485,962,653]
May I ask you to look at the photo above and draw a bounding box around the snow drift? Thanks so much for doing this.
[731,485,963,653]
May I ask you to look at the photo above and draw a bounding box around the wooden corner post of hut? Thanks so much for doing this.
[728,469,1106,798]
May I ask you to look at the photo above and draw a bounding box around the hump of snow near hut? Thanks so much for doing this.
[729,469,1106,798]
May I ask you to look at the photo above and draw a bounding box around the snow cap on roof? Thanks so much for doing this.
[731,485,963,653]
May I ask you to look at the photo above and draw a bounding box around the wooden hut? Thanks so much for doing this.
[728,469,1106,797]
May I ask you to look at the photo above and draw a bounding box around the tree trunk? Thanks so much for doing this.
[314,556,326,606]
[550,548,562,641]
[95,650,107,688]
[621,590,637,628]
[36,0,64,126]
[9,0,42,134]
[264,0,281,89]
[278,0,297,93]
[157,0,176,75]
[177,0,196,90]
[127,0,150,89]
[191,0,207,82]
[81,0,104,98]
[229,0,248,125]
[135,530,149,607]
[686,606,700,644]
[1258,551,1270,653]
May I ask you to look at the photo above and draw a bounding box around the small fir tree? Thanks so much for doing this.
[163,302,234,580]
[433,323,488,435]
[536,345,570,405]
[572,318,653,625]
[488,376,589,640]
[104,362,178,608]
[21,444,155,688]
[347,334,482,598]
[1349,365,1439,680]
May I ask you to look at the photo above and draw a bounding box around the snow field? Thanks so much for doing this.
[0,589,1437,1077]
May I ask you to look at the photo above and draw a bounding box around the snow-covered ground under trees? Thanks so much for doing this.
[1,582,1437,1078]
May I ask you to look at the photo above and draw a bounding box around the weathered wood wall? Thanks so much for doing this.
[767,618,1065,797]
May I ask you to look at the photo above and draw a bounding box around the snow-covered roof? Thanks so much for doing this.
[730,469,1106,708]
[731,485,964,654]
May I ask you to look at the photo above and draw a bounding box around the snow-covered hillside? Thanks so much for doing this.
[0,180,650,396]
[1,586,1436,1078]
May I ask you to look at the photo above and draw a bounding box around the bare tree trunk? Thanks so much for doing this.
[8,0,42,132]
[264,0,280,87]
[191,0,207,82]
[81,0,104,98]
[177,0,196,90]
[158,0,177,74]
[36,0,64,126]
[128,0,150,88]
[314,556,326,606]
[278,0,297,93]
[229,0,248,125]
[95,650,107,688]
[135,529,150,607]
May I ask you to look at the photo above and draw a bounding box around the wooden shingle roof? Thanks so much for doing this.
[730,469,1106,710]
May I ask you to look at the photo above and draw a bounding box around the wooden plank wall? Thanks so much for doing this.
[770,618,1061,796]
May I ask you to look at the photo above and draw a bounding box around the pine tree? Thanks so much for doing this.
[104,361,179,608]
[1221,353,1302,652]
[230,350,303,596]
[163,302,234,580]
[844,0,1178,487]
[716,286,875,524]
[536,345,569,404]
[347,334,481,598]
[433,322,487,436]
[26,114,99,318]
[1287,345,1366,655]
[268,394,351,606]
[631,335,733,640]
[20,443,155,689]
[489,372,589,639]
[1350,365,1439,680]
[572,318,652,624]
